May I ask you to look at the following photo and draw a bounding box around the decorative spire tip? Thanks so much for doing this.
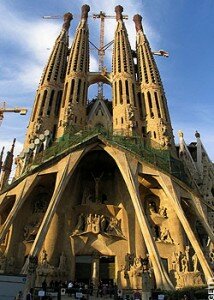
[195,131,200,138]
[133,14,143,32]
[81,4,90,19]
[63,12,73,31]
[115,5,123,21]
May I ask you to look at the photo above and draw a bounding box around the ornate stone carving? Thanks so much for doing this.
[63,13,73,31]
[133,14,143,32]
[192,253,199,272]
[181,253,188,272]
[24,219,41,242]
[158,206,167,218]
[115,5,123,21]
[81,4,90,19]
[160,227,173,244]
[34,117,43,134]
[72,213,124,238]
[28,255,38,275]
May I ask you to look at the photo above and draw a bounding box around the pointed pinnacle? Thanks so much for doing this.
[0,147,4,160]
[63,12,73,31]
[133,14,143,32]
[11,138,16,153]
[115,5,123,21]
[81,4,90,20]
[195,131,200,138]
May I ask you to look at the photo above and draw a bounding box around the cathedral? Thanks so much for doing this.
[0,4,214,292]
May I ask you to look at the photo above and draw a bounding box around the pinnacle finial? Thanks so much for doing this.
[195,131,200,138]
[178,130,184,138]
[81,4,90,19]
[115,5,123,21]
[11,138,16,153]
[133,14,143,32]
[0,147,4,160]
[63,12,73,31]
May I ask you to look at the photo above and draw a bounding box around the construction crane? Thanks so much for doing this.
[43,12,128,100]
[43,13,168,99]
[0,102,28,126]
[92,12,128,99]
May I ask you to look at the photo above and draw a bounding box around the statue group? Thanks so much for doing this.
[73,213,124,237]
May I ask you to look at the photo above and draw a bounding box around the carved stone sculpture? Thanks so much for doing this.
[160,227,173,243]
[181,254,188,273]
[192,253,199,272]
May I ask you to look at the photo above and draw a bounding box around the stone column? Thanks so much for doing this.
[91,255,100,286]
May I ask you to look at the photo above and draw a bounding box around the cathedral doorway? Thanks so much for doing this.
[99,256,115,283]
[75,255,115,283]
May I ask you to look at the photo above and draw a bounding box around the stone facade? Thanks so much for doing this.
[0,4,213,292]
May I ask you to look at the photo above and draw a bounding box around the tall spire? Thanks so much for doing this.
[133,14,175,152]
[112,6,142,136]
[57,5,90,137]
[0,139,15,190]
[24,12,73,148]
[0,146,4,174]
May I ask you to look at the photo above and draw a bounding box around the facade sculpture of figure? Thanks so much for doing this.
[86,214,92,232]
[181,254,188,273]
[59,252,66,270]
[91,172,104,202]
[159,206,167,218]
[35,117,43,133]
[160,227,173,243]
[75,213,85,234]
[192,253,199,272]
[92,214,100,234]
[107,217,123,237]
[41,249,48,265]
[100,215,107,232]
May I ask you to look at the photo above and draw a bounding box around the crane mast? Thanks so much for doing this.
[93,12,128,100]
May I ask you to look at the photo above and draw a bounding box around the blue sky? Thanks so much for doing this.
[0,0,214,165]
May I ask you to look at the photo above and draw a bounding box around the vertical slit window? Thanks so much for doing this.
[39,90,47,116]
[115,82,117,106]
[119,80,123,104]
[55,90,63,117]
[32,94,40,122]
[121,117,124,124]
[82,82,86,105]
[62,83,68,108]
[147,91,154,118]
[161,95,168,122]
[154,92,161,118]
[125,80,130,103]
[138,93,143,118]
[77,79,81,103]
[47,90,55,116]
[70,79,75,103]
[132,83,136,106]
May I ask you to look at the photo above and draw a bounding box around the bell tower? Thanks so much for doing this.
[24,12,73,148]
[133,14,175,151]
[57,5,90,137]
[112,6,142,136]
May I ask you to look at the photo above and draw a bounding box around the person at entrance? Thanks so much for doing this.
[117,289,123,299]
[26,288,34,300]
